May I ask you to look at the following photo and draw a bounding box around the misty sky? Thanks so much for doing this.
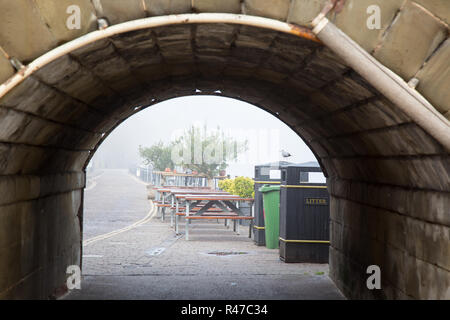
[90,95,319,178]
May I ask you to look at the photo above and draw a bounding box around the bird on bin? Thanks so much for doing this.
[281,149,292,158]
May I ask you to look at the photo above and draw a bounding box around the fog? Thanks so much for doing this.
[88,95,319,178]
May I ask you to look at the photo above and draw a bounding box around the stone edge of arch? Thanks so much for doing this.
[0,12,448,151]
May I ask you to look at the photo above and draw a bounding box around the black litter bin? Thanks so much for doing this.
[279,162,330,263]
[253,161,294,246]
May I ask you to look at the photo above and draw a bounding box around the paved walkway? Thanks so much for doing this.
[82,169,151,240]
[65,169,344,300]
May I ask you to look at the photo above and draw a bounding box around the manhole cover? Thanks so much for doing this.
[208,251,248,256]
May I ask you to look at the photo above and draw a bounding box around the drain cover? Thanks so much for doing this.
[147,247,166,256]
[208,251,248,256]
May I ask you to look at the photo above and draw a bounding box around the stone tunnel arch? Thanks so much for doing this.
[0,1,449,300]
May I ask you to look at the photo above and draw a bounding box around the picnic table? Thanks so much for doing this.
[169,189,229,223]
[155,187,228,222]
[177,194,254,240]
[154,187,175,217]
[154,187,254,240]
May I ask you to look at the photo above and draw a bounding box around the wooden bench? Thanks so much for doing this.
[183,215,254,240]
[171,206,222,211]
[155,203,172,220]
[175,211,233,216]
[176,211,232,224]
[174,210,234,233]
[169,206,222,224]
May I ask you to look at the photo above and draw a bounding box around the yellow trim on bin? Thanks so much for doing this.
[253,225,265,230]
[280,185,327,189]
[279,237,330,244]
[255,181,281,184]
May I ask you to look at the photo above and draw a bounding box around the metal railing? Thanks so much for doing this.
[129,165,226,188]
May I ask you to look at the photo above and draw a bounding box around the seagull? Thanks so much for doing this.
[281,149,292,158]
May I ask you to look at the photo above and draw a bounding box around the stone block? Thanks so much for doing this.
[384,211,407,252]
[0,266,43,299]
[309,141,328,157]
[14,175,40,203]
[380,245,407,292]
[234,25,278,50]
[303,47,348,83]
[35,57,116,107]
[415,39,450,114]
[404,255,450,299]
[413,0,450,24]
[34,0,97,44]
[0,0,56,62]
[96,0,146,25]
[405,218,450,271]
[334,0,404,52]
[18,116,61,146]
[0,203,21,250]
[0,108,29,143]
[407,191,450,227]
[310,76,374,112]
[330,220,343,251]
[287,0,328,27]
[0,77,42,109]
[243,0,291,21]
[193,0,241,13]
[0,176,18,207]
[373,1,448,80]
[144,0,192,16]
[0,241,22,293]
[0,53,14,84]
[195,24,237,61]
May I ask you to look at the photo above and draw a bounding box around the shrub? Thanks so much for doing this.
[218,179,233,193]
[219,177,254,198]
[233,176,254,198]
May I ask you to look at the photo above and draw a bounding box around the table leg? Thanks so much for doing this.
[185,201,190,241]
[172,198,178,228]
[170,195,174,227]
[160,192,166,219]
[222,200,245,216]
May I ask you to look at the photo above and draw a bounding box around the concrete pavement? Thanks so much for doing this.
[65,169,344,300]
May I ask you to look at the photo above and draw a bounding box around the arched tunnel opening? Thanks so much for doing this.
[0,2,448,301]
[74,95,341,300]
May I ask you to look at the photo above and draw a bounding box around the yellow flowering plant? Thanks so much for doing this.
[218,177,254,198]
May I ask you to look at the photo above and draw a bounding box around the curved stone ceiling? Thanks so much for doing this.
[1,23,447,190]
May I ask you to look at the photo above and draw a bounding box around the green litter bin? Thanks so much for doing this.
[259,184,281,249]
